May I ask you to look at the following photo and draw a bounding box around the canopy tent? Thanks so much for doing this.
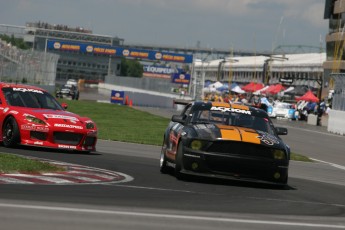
[283,86,294,94]
[266,84,286,95]
[242,82,265,92]
[208,81,223,89]
[296,90,319,102]
[253,85,269,95]
[231,85,245,94]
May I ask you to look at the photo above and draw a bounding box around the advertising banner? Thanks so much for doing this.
[110,90,125,105]
[171,73,190,84]
[47,40,193,63]
[143,65,175,79]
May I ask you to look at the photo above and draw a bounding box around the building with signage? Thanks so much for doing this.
[23,22,124,82]
[20,22,193,83]
[193,53,326,96]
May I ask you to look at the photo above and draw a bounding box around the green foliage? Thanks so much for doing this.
[120,58,143,77]
[0,34,30,50]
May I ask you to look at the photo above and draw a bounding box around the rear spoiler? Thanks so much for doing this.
[173,99,193,105]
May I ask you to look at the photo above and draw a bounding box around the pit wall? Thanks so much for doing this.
[328,110,345,135]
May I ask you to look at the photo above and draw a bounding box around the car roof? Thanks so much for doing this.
[191,101,269,118]
[0,82,47,92]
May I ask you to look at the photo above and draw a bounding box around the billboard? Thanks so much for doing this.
[110,90,125,105]
[171,73,190,84]
[47,40,193,63]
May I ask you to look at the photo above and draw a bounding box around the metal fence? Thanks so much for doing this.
[0,39,59,85]
[331,73,345,111]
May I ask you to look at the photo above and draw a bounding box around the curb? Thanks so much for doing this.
[0,157,133,185]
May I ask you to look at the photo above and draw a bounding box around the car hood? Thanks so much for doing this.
[191,123,284,148]
[17,108,89,126]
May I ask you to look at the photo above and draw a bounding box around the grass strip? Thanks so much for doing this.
[0,153,65,173]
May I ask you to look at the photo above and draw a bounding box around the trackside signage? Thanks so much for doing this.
[110,90,125,105]
[48,40,193,63]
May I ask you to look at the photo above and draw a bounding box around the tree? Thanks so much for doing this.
[120,58,143,78]
[0,34,29,50]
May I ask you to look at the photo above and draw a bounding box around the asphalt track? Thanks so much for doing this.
[0,90,345,229]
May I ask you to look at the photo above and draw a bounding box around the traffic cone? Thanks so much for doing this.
[129,99,133,107]
[125,95,129,105]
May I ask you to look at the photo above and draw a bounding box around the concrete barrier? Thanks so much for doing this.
[328,110,345,135]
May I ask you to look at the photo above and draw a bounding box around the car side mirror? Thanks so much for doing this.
[61,102,68,110]
[171,115,185,123]
[275,127,288,135]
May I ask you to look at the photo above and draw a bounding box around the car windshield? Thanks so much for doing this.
[191,109,274,134]
[275,103,291,109]
[3,87,64,110]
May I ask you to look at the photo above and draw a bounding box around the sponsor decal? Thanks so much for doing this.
[54,124,83,129]
[43,114,79,121]
[21,125,49,132]
[58,145,77,149]
[257,131,280,145]
[211,106,251,115]
[9,110,19,115]
[3,107,9,113]
[34,141,44,145]
[13,88,44,94]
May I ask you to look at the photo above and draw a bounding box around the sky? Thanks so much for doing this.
[0,0,328,52]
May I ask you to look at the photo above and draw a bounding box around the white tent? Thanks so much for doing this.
[231,86,245,94]
[208,81,223,89]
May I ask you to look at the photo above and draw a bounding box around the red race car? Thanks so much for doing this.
[0,83,97,152]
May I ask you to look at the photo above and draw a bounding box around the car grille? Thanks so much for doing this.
[206,141,273,159]
[84,136,96,146]
[30,131,48,141]
[53,132,83,145]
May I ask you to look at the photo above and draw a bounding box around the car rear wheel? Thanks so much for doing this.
[2,117,20,147]
[175,143,185,180]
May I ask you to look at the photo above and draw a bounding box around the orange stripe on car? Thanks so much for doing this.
[237,127,261,144]
[231,104,250,111]
[216,125,241,141]
[211,102,230,108]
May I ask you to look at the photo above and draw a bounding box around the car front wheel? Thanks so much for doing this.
[159,147,169,174]
[175,143,185,180]
[2,117,20,147]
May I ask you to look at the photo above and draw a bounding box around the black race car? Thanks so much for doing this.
[160,101,290,185]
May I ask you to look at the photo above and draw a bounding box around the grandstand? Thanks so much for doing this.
[0,38,59,86]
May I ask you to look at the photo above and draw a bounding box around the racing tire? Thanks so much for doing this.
[2,117,20,148]
[175,143,185,180]
[159,147,169,174]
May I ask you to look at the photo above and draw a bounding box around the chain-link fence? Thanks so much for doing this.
[0,39,59,85]
[331,73,345,111]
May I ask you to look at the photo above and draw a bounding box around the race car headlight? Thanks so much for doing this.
[190,140,204,150]
[86,122,95,129]
[272,149,286,160]
[25,116,46,125]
